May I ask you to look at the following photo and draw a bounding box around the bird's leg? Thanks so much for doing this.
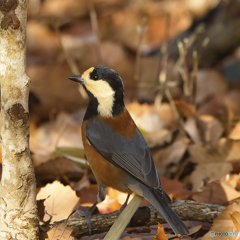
[120,194,130,211]
[76,185,106,235]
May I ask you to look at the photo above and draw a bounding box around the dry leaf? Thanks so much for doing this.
[188,138,240,164]
[198,115,224,143]
[202,200,240,240]
[30,111,83,158]
[47,222,74,240]
[35,158,84,185]
[230,212,240,232]
[183,117,200,143]
[190,162,233,192]
[160,176,191,201]
[154,223,168,240]
[192,180,240,205]
[107,188,133,206]
[127,102,176,133]
[188,224,202,235]
[174,100,196,118]
[154,135,189,175]
[37,181,80,222]
[229,121,240,140]
[119,237,142,240]
[144,129,174,148]
[97,196,122,213]
[195,70,227,105]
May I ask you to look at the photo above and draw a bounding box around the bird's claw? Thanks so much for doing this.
[76,210,92,236]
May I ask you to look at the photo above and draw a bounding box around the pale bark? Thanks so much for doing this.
[0,0,39,239]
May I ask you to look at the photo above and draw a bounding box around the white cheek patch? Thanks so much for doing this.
[85,79,115,117]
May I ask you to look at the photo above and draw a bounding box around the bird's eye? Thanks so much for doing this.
[93,74,99,80]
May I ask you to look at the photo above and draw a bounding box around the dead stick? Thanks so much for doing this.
[104,195,143,240]
[55,200,225,238]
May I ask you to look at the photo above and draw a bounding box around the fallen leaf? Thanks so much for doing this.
[198,115,224,143]
[144,129,174,148]
[35,157,84,186]
[107,187,132,206]
[127,102,176,133]
[188,224,202,235]
[97,196,122,213]
[229,121,240,140]
[174,100,196,118]
[188,138,240,164]
[230,212,240,232]
[30,111,83,158]
[37,181,80,222]
[195,70,228,105]
[202,200,240,240]
[77,184,98,205]
[160,176,192,201]
[192,180,240,205]
[183,117,200,143]
[47,222,74,240]
[154,223,168,240]
[153,135,189,175]
[190,162,232,191]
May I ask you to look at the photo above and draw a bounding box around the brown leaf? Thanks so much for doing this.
[190,162,232,191]
[47,222,74,240]
[35,157,84,185]
[183,117,201,143]
[198,115,224,143]
[230,212,240,232]
[174,100,196,118]
[97,196,122,213]
[229,121,240,140]
[188,138,240,164]
[188,224,202,235]
[37,181,80,222]
[37,198,48,223]
[153,135,189,175]
[192,180,240,205]
[154,223,168,240]
[144,129,174,148]
[202,200,240,240]
[127,102,176,133]
[196,70,228,105]
[160,176,192,201]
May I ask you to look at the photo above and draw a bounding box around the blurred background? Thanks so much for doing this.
[7,0,240,238]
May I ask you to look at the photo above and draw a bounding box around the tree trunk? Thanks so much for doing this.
[0,0,39,239]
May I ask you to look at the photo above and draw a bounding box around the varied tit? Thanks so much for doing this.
[68,66,189,236]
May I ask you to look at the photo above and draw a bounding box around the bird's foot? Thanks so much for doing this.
[120,194,130,211]
[76,210,93,236]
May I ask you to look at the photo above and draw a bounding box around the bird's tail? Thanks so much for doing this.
[143,188,189,236]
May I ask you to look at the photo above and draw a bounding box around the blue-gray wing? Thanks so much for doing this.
[85,118,161,189]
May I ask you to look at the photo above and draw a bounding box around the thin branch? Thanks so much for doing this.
[154,13,171,109]
[88,0,103,65]
[104,195,143,240]
[134,17,148,82]
[50,200,225,238]
[54,24,88,99]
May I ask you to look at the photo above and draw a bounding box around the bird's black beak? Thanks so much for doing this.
[68,75,84,84]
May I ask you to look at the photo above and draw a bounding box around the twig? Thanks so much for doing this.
[154,13,170,109]
[190,50,198,107]
[134,16,148,82]
[104,195,143,240]
[56,200,225,238]
[54,24,88,99]
[88,0,103,65]
[54,118,71,149]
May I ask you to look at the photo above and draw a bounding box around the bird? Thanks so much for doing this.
[68,66,189,236]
